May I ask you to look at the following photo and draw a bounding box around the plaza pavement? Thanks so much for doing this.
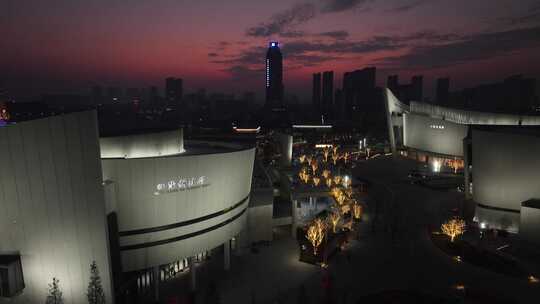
[163,156,540,303]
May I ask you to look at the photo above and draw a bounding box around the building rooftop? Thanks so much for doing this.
[522,199,540,209]
[472,125,540,138]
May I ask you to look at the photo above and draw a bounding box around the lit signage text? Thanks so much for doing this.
[155,176,209,195]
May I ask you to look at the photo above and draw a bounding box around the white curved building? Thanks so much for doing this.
[100,130,256,301]
[385,88,540,158]
[0,112,261,304]
[101,137,254,272]
[0,111,113,304]
[385,88,540,238]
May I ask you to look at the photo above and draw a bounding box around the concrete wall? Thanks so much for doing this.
[410,101,540,126]
[100,129,184,159]
[247,189,274,243]
[473,129,540,232]
[520,204,540,244]
[278,133,292,167]
[102,147,255,271]
[0,111,113,304]
[385,88,410,155]
[404,113,468,157]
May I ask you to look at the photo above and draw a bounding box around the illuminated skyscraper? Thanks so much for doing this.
[265,41,284,108]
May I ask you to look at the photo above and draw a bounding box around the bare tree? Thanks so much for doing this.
[46,278,63,304]
[441,217,466,242]
[87,261,106,304]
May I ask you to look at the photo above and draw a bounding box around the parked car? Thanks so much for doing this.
[408,171,426,179]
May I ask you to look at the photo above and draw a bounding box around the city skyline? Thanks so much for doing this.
[3,3,540,303]
[2,0,540,100]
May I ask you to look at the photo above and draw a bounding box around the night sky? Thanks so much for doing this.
[2,0,540,101]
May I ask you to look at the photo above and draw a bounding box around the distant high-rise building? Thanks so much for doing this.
[411,75,423,102]
[449,75,537,113]
[126,88,140,102]
[387,75,399,92]
[341,67,384,126]
[0,81,7,103]
[148,86,159,103]
[265,41,284,109]
[322,71,334,118]
[312,73,321,109]
[0,82,8,123]
[91,85,103,105]
[107,87,121,103]
[166,77,183,104]
[242,91,256,103]
[342,67,377,113]
[386,75,423,104]
[436,78,450,105]
[334,88,344,120]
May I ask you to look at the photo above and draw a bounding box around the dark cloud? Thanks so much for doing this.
[282,37,404,55]
[280,31,461,56]
[395,31,463,43]
[245,1,374,38]
[211,47,266,66]
[280,30,306,38]
[386,0,428,13]
[246,3,316,37]
[498,2,540,26]
[220,65,263,80]
[317,30,349,40]
[382,26,540,68]
[286,53,339,66]
[320,0,372,13]
[213,29,464,75]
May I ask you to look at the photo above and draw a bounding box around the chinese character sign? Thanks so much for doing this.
[155,176,208,194]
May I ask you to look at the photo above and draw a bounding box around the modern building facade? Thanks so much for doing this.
[471,126,540,233]
[322,71,334,119]
[0,110,268,303]
[342,68,376,108]
[446,75,537,114]
[386,74,423,104]
[265,41,284,109]
[385,88,540,238]
[101,133,254,271]
[100,131,256,302]
[436,77,450,105]
[312,73,321,110]
[0,111,113,304]
[165,77,183,104]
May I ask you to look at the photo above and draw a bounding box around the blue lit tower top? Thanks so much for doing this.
[265,41,284,108]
